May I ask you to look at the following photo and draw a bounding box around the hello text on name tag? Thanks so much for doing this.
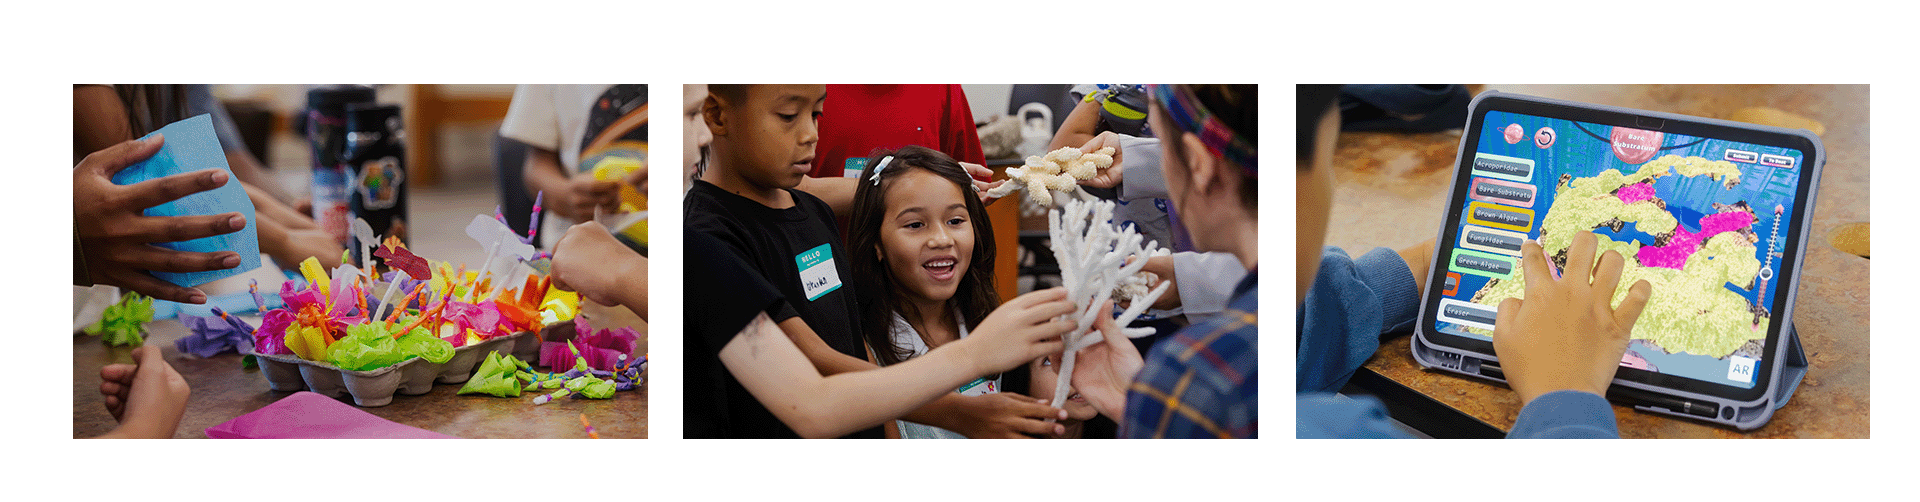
[795,243,843,301]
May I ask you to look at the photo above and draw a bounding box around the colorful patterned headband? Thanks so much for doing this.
[1151,84,1256,175]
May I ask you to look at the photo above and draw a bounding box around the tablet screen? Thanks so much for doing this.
[1432,109,1807,391]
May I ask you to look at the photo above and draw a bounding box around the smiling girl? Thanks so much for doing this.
[847,145,1036,438]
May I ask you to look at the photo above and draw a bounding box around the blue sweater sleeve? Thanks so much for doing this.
[1505,390,1621,438]
[1296,246,1420,393]
[1296,394,1416,438]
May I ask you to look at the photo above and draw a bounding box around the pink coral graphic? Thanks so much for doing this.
[1615,183,1657,205]
[1636,211,1755,269]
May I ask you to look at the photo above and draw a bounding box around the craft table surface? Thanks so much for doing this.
[73,316,648,439]
[1325,84,1869,438]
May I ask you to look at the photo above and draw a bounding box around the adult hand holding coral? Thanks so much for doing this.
[957,287,1075,376]
[550,221,646,314]
[74,136,246,304]
[1494,232,1652,404]
[1137,255,1180,310]
[96,345,191,439]
[1075,131,1126,189]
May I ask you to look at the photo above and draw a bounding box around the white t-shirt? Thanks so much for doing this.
[883,311,1001,439]
[500,84,615,173]
[500,84,646,247]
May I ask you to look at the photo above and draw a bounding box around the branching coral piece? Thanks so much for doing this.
[985,146,1116,211]
[1044,198,1170,408]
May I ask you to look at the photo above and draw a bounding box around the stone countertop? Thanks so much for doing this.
[1329,84,1868,438]
[73,316,647,439]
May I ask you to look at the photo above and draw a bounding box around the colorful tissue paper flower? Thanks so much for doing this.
[88,292,155,347]
[327,264,364,315]
[280,280,325,312]
[377,271,427,312]
[458,351,524,397]
[396,328,455,364]
[577,378,616,399]
[540,317,640,371]
[285,322,336,361]
[298,257,331,302]
[493,298,537,334]
[538,288,581,326]
[176,308,257,358]
[441,301,507,339]
[490,274,550,333]
[327,323,410,371]
[252,309,296,355]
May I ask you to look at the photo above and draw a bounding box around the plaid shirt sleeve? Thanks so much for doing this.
[1122,301,1258,439]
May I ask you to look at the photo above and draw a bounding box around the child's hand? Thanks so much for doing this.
[97,345,190,439]
[961,287,1075,376]
[945,392,1068,438]
[1070,301,1144,419]
[1493,232,1652,404]
[959,161,1006,205]
[554,171,621,222]
[74,136,247,304]
[1076,131,1125,189]
[1397,237,1437,297]
[550,221,642,308]
[623,164,648,193]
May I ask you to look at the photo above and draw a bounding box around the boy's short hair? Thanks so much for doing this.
[707,84,747,104]
[1296,85,1342,167]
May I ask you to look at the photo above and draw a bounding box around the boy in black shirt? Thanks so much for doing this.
[686,84,1068,438]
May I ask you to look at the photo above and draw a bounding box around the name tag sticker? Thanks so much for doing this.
[795,244,844,301]
[844,157,868,178]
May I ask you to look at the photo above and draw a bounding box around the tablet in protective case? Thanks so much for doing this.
[1411,91,1822,431]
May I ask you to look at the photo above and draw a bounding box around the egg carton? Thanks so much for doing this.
[250,331,527,407]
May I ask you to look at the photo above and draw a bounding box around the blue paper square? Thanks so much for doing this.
[110,114,262,287]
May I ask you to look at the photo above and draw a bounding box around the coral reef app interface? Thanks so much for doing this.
[1436,111,1804,389]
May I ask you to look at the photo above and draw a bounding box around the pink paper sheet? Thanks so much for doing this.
[204,392,458,439]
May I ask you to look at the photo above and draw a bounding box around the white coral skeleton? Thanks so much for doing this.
[1044,197,1170,409]
[985,146,1116,211]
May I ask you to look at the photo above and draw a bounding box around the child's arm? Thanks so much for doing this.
[1394,238,1436,298]
[246,181,346,269]
[1047,100,1104,152]
[723,291,1073,439]
[550,222,648,319]
[775,290,1079,438]
[1297,246,1421,393]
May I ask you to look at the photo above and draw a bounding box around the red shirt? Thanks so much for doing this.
[813,84,986,179]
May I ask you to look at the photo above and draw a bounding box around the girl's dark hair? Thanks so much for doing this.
[846,145,999,366]
[1156,84,1259,212]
